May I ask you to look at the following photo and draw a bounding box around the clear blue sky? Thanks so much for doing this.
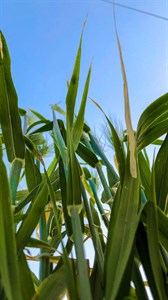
[0,0,167,131]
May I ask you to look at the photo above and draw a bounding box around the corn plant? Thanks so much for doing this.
[0,28,168,300]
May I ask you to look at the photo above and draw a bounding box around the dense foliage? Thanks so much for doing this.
[0,29,168,300]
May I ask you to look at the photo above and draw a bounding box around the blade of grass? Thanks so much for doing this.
[25,149,42,192]
[155,134,168,211]
[90,98,125,184]
[16,182,48,255]
[70,206,92,300]
[32,266,67,300]
[52,108,67,174]
[0,139,22,300]
[132,258,149,300]
[144,166,167,299]
[105,155,139,300]
[44,167,78,300]
[0,32,25,162]
[81,181,104,286]
[18,252,35,300]
[137,93,168,142]
[9,158,23,205]
[72,65,92,151]
[66,28,83,133]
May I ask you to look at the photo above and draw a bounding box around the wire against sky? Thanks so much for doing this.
[100,0,168,21]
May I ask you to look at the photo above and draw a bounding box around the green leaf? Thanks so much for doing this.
[0,32,25,162]
[138,151,151,198]
[71,207,92,300]
[132,258,149,300]
[89,132,119,186]
[137,93,168,151]
[28,108,48,121]
[136,222,160,300]
[16,183,48,255]
[105,116,126,185]
[66,32,82,132]
[72,65,91,150]
[105,155,139,300]
[18,252,35,300]
[25,149,42,192]
[9,158,23,205]
[81,183,104,285]
[145,201,167,300]
[32,267,67,300]
[27,237,55,252]
[76,142,99,167]
[52,108,67,171]
[155,134,168,210]
[59,158,72,236]
[157,207,168,252]
[0,140,22,300]
[137,93,168,139]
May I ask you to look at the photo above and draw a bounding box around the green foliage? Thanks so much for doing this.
[0,28,167,300]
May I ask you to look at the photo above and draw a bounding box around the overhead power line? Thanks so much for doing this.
[100,0,168,21]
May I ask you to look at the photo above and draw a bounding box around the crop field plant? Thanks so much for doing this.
[0,22,168,300]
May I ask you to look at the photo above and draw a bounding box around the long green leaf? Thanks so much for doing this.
[132,258,149,300]
[137,93,168,140]
[145,201,167,299]
[25,149,42,192]
[16,182,48,255]
[9,158,23,205]
[72,65,91,150]
[66,32,82,132]
[32,267,67,300]
[18,252,35,300]
[155,134,168,211]
[145,166,167,299]
[138,151,151,198]
[52,108,67,171]
[0,32,25,162]
[71,207,92,300]
[0,140,22,300]
[105,155,139,300]
[136,222,160,300]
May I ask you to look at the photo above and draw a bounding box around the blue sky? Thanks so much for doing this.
[0,0,167,132]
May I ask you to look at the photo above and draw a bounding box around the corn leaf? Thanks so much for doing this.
[155,134,168,211]
[16,183,48,255]
[0,32,25,162]
[138,151,151,198]
[25,149,42,192]
[32,267,67,300]
[0,140,22,300]
[132,258,149,300]
[136,222,160,300]
[9,158,23,204]
[18,252,35,300]
[105,155,139,300]
[137,93,168,140]
[144,201,167,299]
[136,93,168,151]
[66,33,82,132]
[52,108,67,171]
[76,142,99,167]
[71,207,92,300]
[73,65,91,150]
[28,108,48,121]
